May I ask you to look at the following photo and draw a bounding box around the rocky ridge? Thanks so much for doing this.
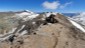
[0,11,85,48]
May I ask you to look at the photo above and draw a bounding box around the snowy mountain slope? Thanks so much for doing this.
[70,12,85,29]
[0,11,58,41]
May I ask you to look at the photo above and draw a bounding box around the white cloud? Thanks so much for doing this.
[60,2,72,9]
[42,1,60,10]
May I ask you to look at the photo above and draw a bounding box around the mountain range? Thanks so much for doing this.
[0,10,85,48]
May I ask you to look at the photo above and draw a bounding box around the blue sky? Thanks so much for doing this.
[0,0,84,13]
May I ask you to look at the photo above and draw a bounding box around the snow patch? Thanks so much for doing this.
[19,30,27,36]
[8,28,17,34]
[17,25,25,33]
[0,34,12,41]
[32,22,36,24]
[22,14,39,21]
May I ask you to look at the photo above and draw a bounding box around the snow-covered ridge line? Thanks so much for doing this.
[15,11,39,21]
[67,18,85,32]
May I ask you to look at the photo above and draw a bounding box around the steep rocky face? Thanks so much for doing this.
[0,12,85,48]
